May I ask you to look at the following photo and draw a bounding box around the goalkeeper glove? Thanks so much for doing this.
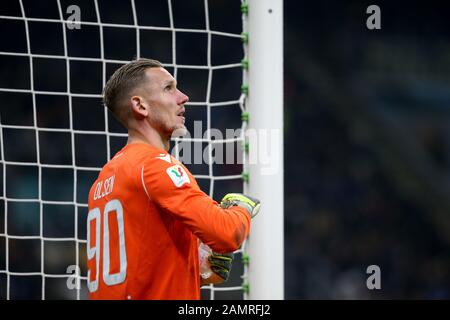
[208,252,234,281]
[220,193,261,218]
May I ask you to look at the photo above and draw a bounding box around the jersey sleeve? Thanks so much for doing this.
[141,157,250,253]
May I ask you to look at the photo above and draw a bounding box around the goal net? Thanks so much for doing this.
[0,0,253,299]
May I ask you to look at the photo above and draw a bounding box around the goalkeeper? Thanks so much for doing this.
[87,58,260,300]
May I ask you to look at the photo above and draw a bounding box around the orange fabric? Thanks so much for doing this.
[87,143,250,300]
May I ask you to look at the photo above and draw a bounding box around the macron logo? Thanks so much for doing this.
[156,153,172,164]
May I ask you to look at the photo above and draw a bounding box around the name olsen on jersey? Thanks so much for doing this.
[93,175,115,200]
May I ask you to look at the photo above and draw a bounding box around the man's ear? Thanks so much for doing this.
[130,96,149,120]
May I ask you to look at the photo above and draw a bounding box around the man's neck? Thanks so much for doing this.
[127,127,170,151]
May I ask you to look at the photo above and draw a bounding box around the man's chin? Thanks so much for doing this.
[171,126,188,138]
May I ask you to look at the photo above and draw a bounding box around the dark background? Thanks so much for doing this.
[284,0,450,299]
[0,0,450,299]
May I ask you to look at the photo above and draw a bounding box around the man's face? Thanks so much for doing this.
[140,67,189,137]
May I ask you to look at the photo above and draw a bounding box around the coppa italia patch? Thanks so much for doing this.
[166,165,190,187]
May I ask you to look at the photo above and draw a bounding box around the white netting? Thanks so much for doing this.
[0,0,249,299]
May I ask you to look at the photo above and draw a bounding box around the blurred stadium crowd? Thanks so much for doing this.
[284,1,450,298]
[1,0,450,299]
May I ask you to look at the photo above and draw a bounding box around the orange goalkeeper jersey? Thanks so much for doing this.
[87,142,250,300]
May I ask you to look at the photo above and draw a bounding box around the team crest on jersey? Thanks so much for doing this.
[166,165,190,187]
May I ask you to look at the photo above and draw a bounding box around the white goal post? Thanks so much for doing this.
[246,0,284,300]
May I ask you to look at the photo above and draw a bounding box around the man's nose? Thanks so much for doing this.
[178,90,189,105]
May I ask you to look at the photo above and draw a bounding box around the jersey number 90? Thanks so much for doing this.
[87,199,127,293]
